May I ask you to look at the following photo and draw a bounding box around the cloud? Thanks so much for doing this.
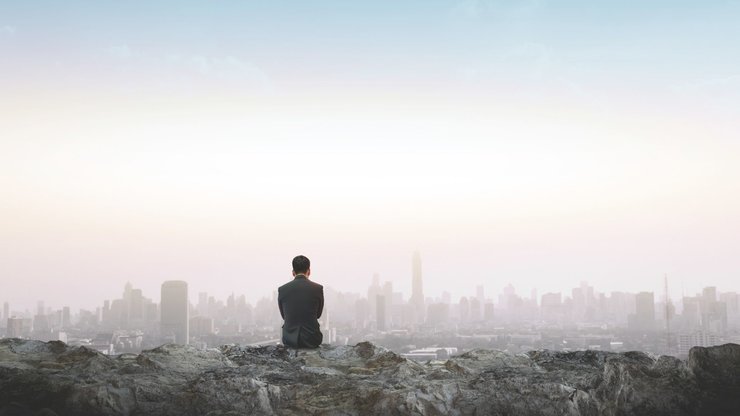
[107,44,133,60]
[2,25,16,37]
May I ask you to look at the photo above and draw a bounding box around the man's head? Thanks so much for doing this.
[292,255,311,278]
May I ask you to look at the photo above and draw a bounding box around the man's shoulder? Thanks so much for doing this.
[278,278,322,292]
[278,280,295,292]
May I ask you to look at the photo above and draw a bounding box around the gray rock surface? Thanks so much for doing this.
[1,338,739,415]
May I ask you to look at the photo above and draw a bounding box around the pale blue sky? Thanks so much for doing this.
[1,1,739,310]
[2,1,739,102]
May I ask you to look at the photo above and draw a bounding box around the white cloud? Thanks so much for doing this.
[2,25,16,37]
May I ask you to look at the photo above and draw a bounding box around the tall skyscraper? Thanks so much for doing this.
[411,251,425,323]
[635,291,655,331]
[376,295,387,331]
[382,281,393,328]
[459,297,470,323]
[7,317,24,338]
[161,280,189,345]
[2,302,9,325]
[197,292,208,317]
[62,306,71,329]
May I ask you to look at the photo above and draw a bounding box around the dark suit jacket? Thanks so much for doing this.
[277,275,324,348]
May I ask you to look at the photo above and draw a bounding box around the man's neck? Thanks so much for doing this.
[294,274,307,279]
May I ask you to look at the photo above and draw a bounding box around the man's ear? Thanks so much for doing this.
[292,270,296,277]
[306,269,311,277]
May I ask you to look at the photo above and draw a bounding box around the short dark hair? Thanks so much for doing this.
[292,255,310,274]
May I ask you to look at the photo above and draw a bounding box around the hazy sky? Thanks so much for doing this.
[1,1,739,311]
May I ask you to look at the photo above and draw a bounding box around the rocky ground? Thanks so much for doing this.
[0,338,739,415]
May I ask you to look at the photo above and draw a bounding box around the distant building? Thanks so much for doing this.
[426,302,450,326]
[476,286,484,306]
[541,292,562,324]
[470,297,481,321]
[33,314,51,339]
[161,280,189,345]
[354,298,369,330]
[7,317,24,338]
[410,251,425,324]
[700,286,727,334]
[458,297,470,323]
[403,347,458,361]
[62,306,71,329]
[189,316,214,337]
[376,295,387,331]
[483,302,495,322]
[629,292,655,332]
[2,302,8,327]
[678,331,721,356]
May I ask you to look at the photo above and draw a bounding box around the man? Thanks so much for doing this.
[277,255,324,348]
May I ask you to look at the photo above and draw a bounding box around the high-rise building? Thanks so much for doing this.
[32,314,50,339]
[470,297,481,321]
[426,302,450,325]
[354,298,369,329]
[189,316,214,337]
[630,292,655,331]
[410,251,425,323]
[62,306,71,329]
[161,280,189,345]
[681,296,701,331]
[2,302,8,327]
[484,302,495,322]
[198,292,208,317]
[367,274,381,318]
[376,295,387,331]
[459,297,470,323]
[129,289,144,322]
[700,286,727,333]
[541,292,562,323]
[7,317,24,338]
[382,281,393,328]
[677,331,721,356]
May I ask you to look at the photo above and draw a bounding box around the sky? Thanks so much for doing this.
[1,0,740,312]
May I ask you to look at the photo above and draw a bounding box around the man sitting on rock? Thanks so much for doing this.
[277,255,324,348]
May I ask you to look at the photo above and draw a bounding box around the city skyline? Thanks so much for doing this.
[1,247,739,312]
[3,257,736,359]
[1,251,735,324]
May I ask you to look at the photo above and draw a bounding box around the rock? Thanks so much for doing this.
[0,338,739,415]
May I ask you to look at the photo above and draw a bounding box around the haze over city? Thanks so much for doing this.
[2,0,740,312]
